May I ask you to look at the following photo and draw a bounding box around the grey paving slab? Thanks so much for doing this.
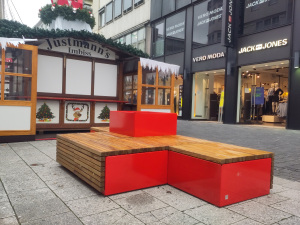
[66,195,120,218]
[21,212,83,225]
[0,216,19,225]
[0,183,8,203]
[271,199,300,217]
[276,189,300,199]
[229,218,263,225]
[113,192,168,215]
[81,208,143,225]
[227,201,291,224]
[28,141,55,148]
[144,185,207,211]
[52,183,98,202]
[2,176,46,194]
[109,190,145,200]
[252,193,289,206]
[0,201,15,219]
[31,165,73,181]
[136,206,200,225]
[0,161,33,177]
[277,216,300,225]
[9,188,70,223]
[45,176,85,191]
[184,204,245,225]
[280,181,300,191]
[37,146,57,160]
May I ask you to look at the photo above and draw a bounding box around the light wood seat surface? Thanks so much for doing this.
[56,131,274,193]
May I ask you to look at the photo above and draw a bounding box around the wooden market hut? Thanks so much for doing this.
[0,20,179,143]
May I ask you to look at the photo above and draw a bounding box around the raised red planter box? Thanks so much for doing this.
[109,111,177,137]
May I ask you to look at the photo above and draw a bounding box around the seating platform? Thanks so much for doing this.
[57,131,273,207]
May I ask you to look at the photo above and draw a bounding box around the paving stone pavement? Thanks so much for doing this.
[0,121,299,224]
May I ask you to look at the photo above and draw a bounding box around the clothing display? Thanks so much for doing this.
[277,102,288,118]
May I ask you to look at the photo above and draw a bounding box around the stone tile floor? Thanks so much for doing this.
[1,121,300,224]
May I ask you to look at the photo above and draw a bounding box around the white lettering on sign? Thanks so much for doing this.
[38,38,116,60]
[193,52,225,63]
[246,0,270,9]
[166,22,185,37]
[238,39,288,54]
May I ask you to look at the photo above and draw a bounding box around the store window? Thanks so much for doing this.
[193,0,223,48]
[99,8,105,27]
[165,11,185,55]
[152,21,165,57]
[105,2,113,23]
[123,74,138,104]
[242,0,293,35]
[114,0,122,18]
[124,0,133,13]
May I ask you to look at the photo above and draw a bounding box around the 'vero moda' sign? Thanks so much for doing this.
[221,0,234,47]
[39,38,116,60]
[193,52,225,63]
[238,39,288,54]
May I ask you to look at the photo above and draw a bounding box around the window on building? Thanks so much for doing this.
[134,0,144,7]
[105,2,113,23]
[114,0,122,18]
[132,31,138,45]
[124,0,133,13]
[162,0,175,16]
[126,34,132,45]
[176,0,190,10]
[269,0,278,6]
[165,10,185,55]
[123,74,138,104]
[152,21,165,57]
[243,0,293,35]
[193,0,223,48]
[99,8,105,27]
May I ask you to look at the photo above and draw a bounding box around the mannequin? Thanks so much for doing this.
[273,83,284,114]
[267,83,275,114]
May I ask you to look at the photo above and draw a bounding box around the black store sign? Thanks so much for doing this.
[221,0,234,47]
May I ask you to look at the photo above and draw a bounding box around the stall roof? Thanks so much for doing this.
[0,19,148,59]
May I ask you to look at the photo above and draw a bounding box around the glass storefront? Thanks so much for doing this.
[191,69,225,120]
[238,60,289,125]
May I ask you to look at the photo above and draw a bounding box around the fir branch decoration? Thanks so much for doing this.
[0,19,149,58]
[39,3,96,29]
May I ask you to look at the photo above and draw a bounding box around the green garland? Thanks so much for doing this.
[39,3,95,29]
[0,19,149,58]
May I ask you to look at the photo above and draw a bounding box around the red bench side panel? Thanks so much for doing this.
[168,151,222,206]
[109,111,136,136]
[104,150,168,195]
[219,158,271,206]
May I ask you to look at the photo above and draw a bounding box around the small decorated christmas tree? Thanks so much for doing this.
[98,105,110,121]
[36,103,55,122]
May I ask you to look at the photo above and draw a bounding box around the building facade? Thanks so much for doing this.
[150,0,300,130]
[92,0,151,55]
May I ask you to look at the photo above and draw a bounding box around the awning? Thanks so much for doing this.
[140,57,180,76]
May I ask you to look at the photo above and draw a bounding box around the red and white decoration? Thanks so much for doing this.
[51,0,83,9]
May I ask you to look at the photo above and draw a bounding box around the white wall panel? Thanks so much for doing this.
[94,63,117,97]
[37,55,63,93]
[0,106,31,131]
[66,59,92,95]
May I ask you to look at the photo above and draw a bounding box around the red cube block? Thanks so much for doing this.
[109,111,177,137]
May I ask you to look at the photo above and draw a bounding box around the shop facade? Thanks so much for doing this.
[150,0,300,129]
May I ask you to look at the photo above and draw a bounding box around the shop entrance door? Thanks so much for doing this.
[239,60,289,125]
[0,44,38,137]
[192,70,225,120]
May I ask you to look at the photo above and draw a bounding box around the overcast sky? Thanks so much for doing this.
[9,0,50,27]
